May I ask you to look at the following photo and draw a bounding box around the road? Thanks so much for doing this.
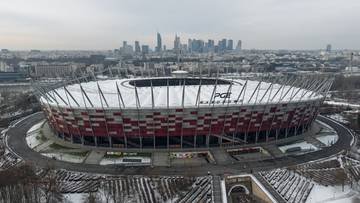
[5,112,354,176]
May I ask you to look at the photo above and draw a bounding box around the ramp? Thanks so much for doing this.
[210,148,234,165]
[84,150,106,164]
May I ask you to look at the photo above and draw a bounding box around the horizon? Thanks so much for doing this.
[2,47,360,52]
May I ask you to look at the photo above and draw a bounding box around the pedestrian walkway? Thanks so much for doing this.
[253,173,287,203]
[152,152,170,167]
[212,176,223,203]
[84,150,106,164]
[210,148,234,165]
[261,144,284,158]
[34,140,54,152]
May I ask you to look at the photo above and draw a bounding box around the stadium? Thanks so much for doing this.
[37,70,332,150]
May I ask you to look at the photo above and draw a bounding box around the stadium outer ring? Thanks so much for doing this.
[5,112,354,176]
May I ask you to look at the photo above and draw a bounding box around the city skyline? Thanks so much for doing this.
[1,0,360,50]
[117,34,240,54]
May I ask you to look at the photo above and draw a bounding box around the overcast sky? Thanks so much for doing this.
[1,0,359,50]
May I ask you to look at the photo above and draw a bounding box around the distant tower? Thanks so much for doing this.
[141,45,149,54]
[227,39,234,50]
[156,32,162,52]
[173,34,181,52]
[207,39,215,52]
[350,52,354,73]
[236,40,242,51]
[326,44,332,52]
[188,39,192,52]
[135,41,141,53]
[218,39,227,51]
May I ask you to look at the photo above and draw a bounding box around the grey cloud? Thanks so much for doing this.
[0,0,359,49]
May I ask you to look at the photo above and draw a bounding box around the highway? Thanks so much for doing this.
[5,112,354,176]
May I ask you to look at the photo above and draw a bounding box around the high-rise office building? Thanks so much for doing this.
[218,39,227,51]
[156,33,162,52]
[190,39,204,53]
[207,39,215,51]
[188,39,192,52]
[141,45,149,54]
[174,34,181,52]
[227,39,233,50]
[122,41,127,48]
[326,44,332,52]
[120,41,133,55]
[135,41,141,53]
[236,40,242,51]
[181,44,188,53]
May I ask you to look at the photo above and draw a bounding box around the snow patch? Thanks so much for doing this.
[279,141,318,153]
[306,184,359,203]
[42,152,86,163]
[316,134,338,146]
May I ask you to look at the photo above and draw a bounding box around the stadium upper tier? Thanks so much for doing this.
[40,77,323,109]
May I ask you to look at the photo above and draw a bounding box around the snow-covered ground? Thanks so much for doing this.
[41,152,86,163]
[26,134,44,149]
[100,156,151,165]
[278,141,318,153]
[306,184,360,203]
[26,121,46,149]
[316,134,338,146]
[327,114,350,125]
[63,193,85,203]
[316,120,336,133]
[27,121,45,134]
[325,100,360,109]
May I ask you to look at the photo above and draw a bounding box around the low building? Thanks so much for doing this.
[32,62,83,78]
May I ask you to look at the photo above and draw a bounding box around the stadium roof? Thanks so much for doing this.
[40,77,323,109]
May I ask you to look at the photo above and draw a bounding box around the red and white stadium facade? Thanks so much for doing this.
[37,71,333,149]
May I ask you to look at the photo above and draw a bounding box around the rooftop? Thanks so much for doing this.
[40,77,322,109]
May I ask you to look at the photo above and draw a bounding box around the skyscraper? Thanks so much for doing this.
[141,45,149,54]
[227,39,233,50]
[218,39,227,51]
[207,39,215,51]
[326,44,332,52]
[236,40,242,51]
[173,34,181,52]
[135,41,141,53]
[156,32,162,52]
[188,39,192,52]
[191,39,204,53]
[121,41,133,55]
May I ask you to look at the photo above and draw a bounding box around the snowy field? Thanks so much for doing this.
[41,152,86,163]
[99,156,151,165]
[278,141,318,153]
[306,184,359,203]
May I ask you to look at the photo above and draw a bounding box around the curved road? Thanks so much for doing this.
[5,112,354,176]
